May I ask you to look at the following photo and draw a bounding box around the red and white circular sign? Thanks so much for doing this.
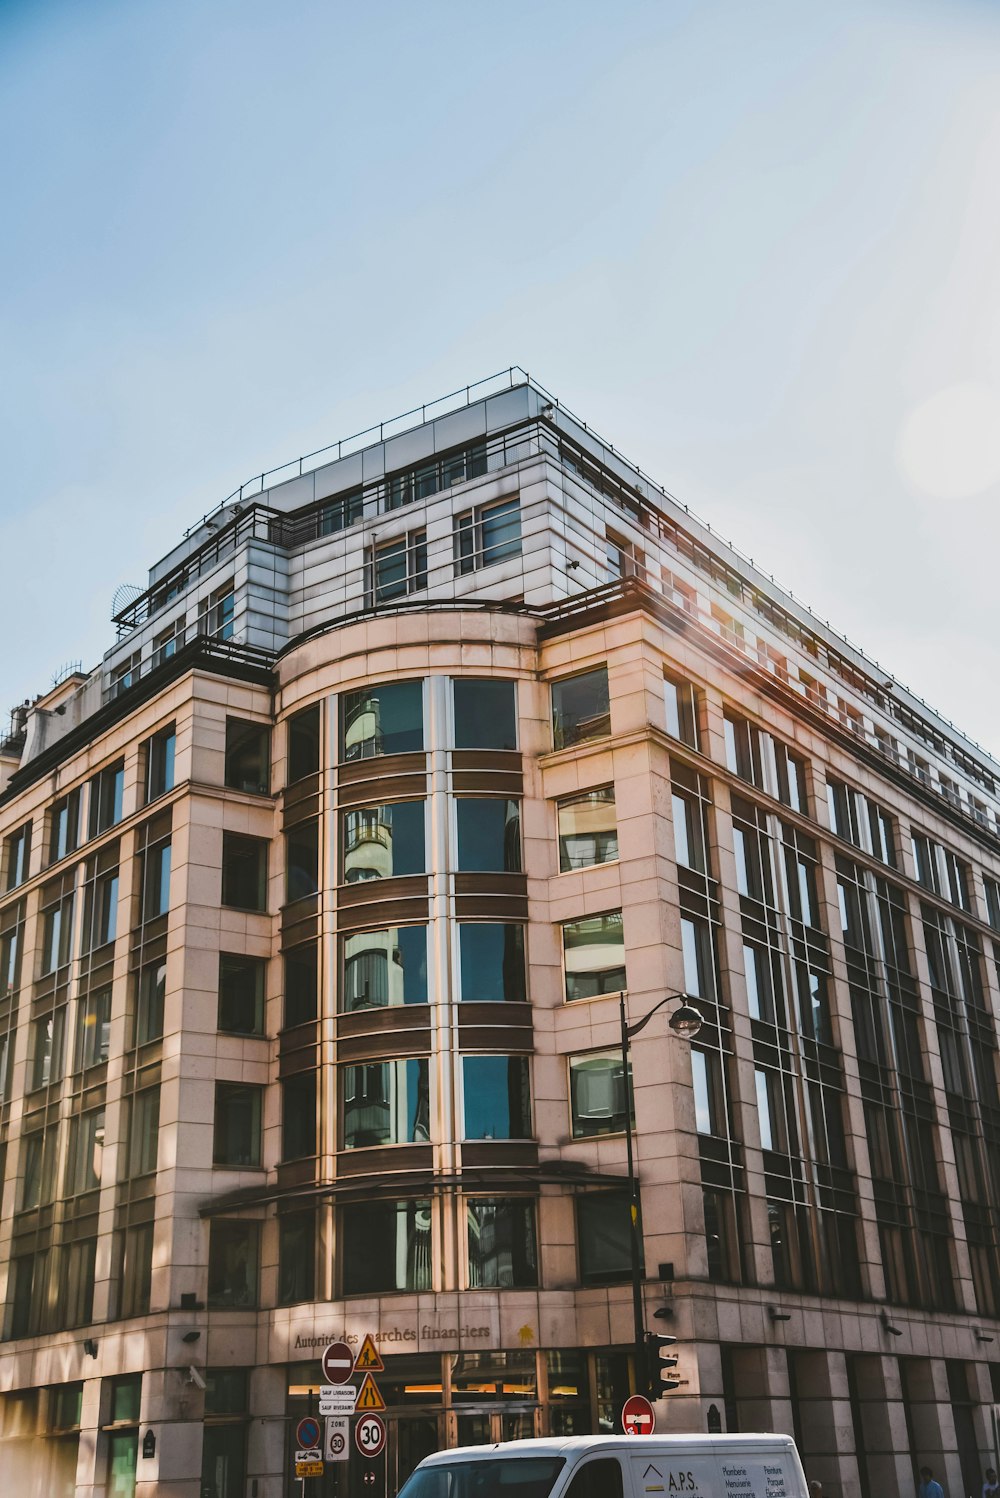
[322,1340,355,1385]
[622,1394,656,1436]
[356,1413,387,1458]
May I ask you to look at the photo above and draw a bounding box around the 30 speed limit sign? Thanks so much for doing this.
[355,1413,386,1458]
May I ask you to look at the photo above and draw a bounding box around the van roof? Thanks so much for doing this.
[420,1434,799,1465]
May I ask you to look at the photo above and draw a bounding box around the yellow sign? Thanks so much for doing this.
[355,1372,386,1411]
[296,1462,324,1477]
[354,1334,384,1373]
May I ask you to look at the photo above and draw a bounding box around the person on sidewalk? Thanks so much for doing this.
[919,1465,945,1498]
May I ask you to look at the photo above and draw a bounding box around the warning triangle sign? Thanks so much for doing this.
[354,1334,384,1373]
[355,1372,385,1412]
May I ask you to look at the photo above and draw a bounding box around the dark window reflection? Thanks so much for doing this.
[552,669,610,750]
[341,1059,430,1147]
[342,801,425,882]
[459,924,526,1002]
[454,679,517,750]
[456,799,521,873]
[462,1056,532,1139]
[341,1200,432,1295]
[341,926,427,1010]
[466,1199,537,1287]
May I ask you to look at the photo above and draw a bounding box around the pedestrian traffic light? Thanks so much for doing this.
[645,1332,680,1397]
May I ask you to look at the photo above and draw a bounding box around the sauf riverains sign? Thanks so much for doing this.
[293,1321,492,1352]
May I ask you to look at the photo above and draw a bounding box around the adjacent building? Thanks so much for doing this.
[2,369,1000,1498]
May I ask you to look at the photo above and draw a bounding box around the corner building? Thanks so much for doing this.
[3,371,1000,1498]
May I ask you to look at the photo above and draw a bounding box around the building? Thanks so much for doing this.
[1,368,1000,1498]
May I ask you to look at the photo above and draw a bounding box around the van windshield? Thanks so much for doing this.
[398,1457,566,1498]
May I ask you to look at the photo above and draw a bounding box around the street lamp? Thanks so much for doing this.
[618,989,704,1395]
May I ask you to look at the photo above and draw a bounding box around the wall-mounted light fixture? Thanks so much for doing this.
[83,1339,98,1358]
[768,1308,792,1323]
[181,1330,201,1344]
[880,1310,903,1337]
[975,1331,995,1344]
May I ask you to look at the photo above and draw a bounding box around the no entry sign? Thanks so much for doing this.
[321,1341,355,1385]
[621,1394,655,1436]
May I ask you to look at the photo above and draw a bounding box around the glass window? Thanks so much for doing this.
[139,840,171,922]
[681,916,715,1000]
[341,1200,433,1295]
[341,926,427,1010]
[207,1220,259,1308]
[127,1088,160,1177]
[743,943,781,1025]
[458,923,525,1002]
[218,954,265,1036]
[565,1460,625,1498]
[453,679,517,750]
[569,1051,632,1138]
[703,1187,739,1283]
[673,791,708,873]
[282,1073,316,1161]
[552,668,610,750]
[22,1129,57,1209]
[690,1047,724,1135]
[466,1199,537,1287]
[341,1059,430,1148]
[41,891,75,973]
[557,789,618,872]
[283,944,317,1028]
[563,912,625,1001]
[4,823,31,891]
[341,681,423,760]
[88,761,124,838]
[370,530,428,602]
[82,866,119,951]
[455,498,522,574]
[342,801,425,882]
[319,486,364,533]
[30,1008,65,1091]
[285,821,319,902]
[107,1433,138,1498]
[577,1194,632,1285]
[213,1083,263,1167]
[462,1056,531,1139]
[225,718,270,794]
[221,834,267,911]
[200,1425,246,1498]
[663,672,700,749]
[135,960,166,1045]
[66,1108,105,1195]
[287,705,321,783]
[75,985,111,1069]
[49,789,81,864]
[456,799,521,873]
[144,727,176,803]
[278,1213,315,1305]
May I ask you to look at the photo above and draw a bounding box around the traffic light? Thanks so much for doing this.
[645,1332,680,1398]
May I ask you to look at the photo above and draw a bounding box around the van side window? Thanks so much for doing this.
[565,1460,625,1498]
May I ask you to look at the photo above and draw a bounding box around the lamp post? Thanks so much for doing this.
[618,989,704,1394]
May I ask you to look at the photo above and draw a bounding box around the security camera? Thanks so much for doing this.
[186,1366,206,1390]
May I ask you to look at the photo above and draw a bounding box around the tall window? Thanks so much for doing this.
[341,926,428,1011]
[562,912,625,1000]
[342,801,425,882]
[663,672,700,749]
[319,486,364,533]
[278,1214,316,1305]
[341,681,423,760]
[368,530,428,603]
[557,789,618,872]
[911,831,970,911]
[225,718,270,794]
[455,497,521,574]
[207,1221,259,1308]
[143,725,176,803]
[200,1372,249,1498]
[577,1195,632,1285]
[458,923,525,1002]
[283,944,317,1028]
[106,1376,141,1498]
[213,1083,263,1167]
[75,985,112,1069]
[82,860,119,951]
[453,678,517,750]
[462,1056,531,1139]
[218,954,265,1036]
[456,799,521,873]
[30,1009,65,1091]
[202,582,235,640]
[282,1073,317,1161]
[341,1201,432,1295]
[88,760,124,837]
[135,960,166,1045]
[126,1087,161,1177]
[4,823,30,891]
[66,1108,105,1195]
[153,615,185,665]
[287,705,321,782]
[221,834,268,911]
[41,886,75,974]
[672,779,710,875]
[49,789,81,864]
[827,778,896,867]
[139,838,171,922]
[285,821,320,902]
[552,668,610,750]
[466,1199,537,1287]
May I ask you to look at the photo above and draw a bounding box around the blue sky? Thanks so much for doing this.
[3,0,1000,748]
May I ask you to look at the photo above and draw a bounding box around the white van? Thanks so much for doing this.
[397,1433,809,1498]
